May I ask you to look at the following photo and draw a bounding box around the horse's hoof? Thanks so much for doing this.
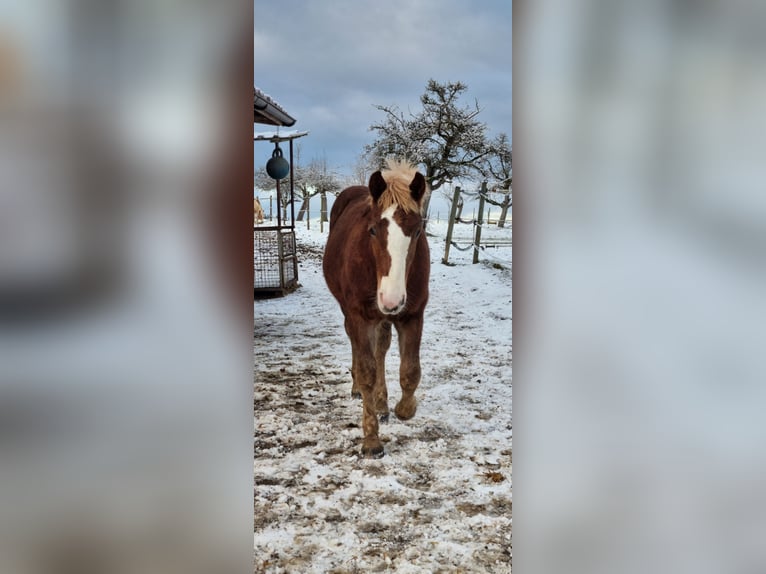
[394,400,417,420]
[361,440,384,458]
[351,391,362,399]
[362,446,385,459]
[379,412,390,423]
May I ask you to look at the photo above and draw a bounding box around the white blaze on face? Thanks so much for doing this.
[378,205,411,313]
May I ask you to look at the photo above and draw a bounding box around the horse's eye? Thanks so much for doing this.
[369,227,377,236]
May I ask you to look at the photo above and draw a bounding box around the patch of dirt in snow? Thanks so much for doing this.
[255,224,512,573]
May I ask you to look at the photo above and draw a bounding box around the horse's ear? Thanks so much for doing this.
[369,171,386,202]
[409,172,427,203]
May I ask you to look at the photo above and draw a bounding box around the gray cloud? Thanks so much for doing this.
[255,0,511,174]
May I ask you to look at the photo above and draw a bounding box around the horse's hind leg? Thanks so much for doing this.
[394,315,423,421]
[350,352,361,399]
[346,316,361,399]
[374,321,392,422]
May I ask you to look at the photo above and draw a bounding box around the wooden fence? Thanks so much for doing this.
[442,182,512,265]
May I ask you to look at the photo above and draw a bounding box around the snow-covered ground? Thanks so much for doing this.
[254,217,512,573]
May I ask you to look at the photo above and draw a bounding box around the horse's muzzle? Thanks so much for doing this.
[379,294,405,315]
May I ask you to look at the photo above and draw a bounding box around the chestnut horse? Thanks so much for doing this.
[323,159,430,458]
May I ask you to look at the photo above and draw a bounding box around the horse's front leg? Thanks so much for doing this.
[349,321,384,457]
[374,321,392,422]
[394,314,423,420]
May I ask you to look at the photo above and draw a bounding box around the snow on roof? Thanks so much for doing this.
[254,86,296,127]
[253,129,309,142]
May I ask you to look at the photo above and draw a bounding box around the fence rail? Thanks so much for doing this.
[442,183,512,266]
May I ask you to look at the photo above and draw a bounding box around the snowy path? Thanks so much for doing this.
[254,222,512,573]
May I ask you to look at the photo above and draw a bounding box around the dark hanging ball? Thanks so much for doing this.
[266,146,290,180]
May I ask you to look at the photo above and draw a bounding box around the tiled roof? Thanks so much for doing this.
[254,86,296,127]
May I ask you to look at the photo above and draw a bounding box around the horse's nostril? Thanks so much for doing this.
[378,292,406,314]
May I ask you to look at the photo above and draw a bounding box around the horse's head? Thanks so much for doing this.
[367,162,427,315]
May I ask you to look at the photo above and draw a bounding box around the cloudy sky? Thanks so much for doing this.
[254,0,512,178]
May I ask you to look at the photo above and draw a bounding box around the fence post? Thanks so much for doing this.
[473,182,487,264]
[442,186,461,265]
[320,193,327,233]
[276,181,282,226]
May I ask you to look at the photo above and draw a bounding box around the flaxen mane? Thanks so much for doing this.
[374,158,429,214]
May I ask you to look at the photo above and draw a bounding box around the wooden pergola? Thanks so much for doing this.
[253,86,307,296]
[253,130,309,228]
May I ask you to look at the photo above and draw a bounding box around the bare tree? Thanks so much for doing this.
[477,133,512,227]
[294,155,341,222]
[350,153,374,186]
[365,79,491,215]
[254,167,276,193]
